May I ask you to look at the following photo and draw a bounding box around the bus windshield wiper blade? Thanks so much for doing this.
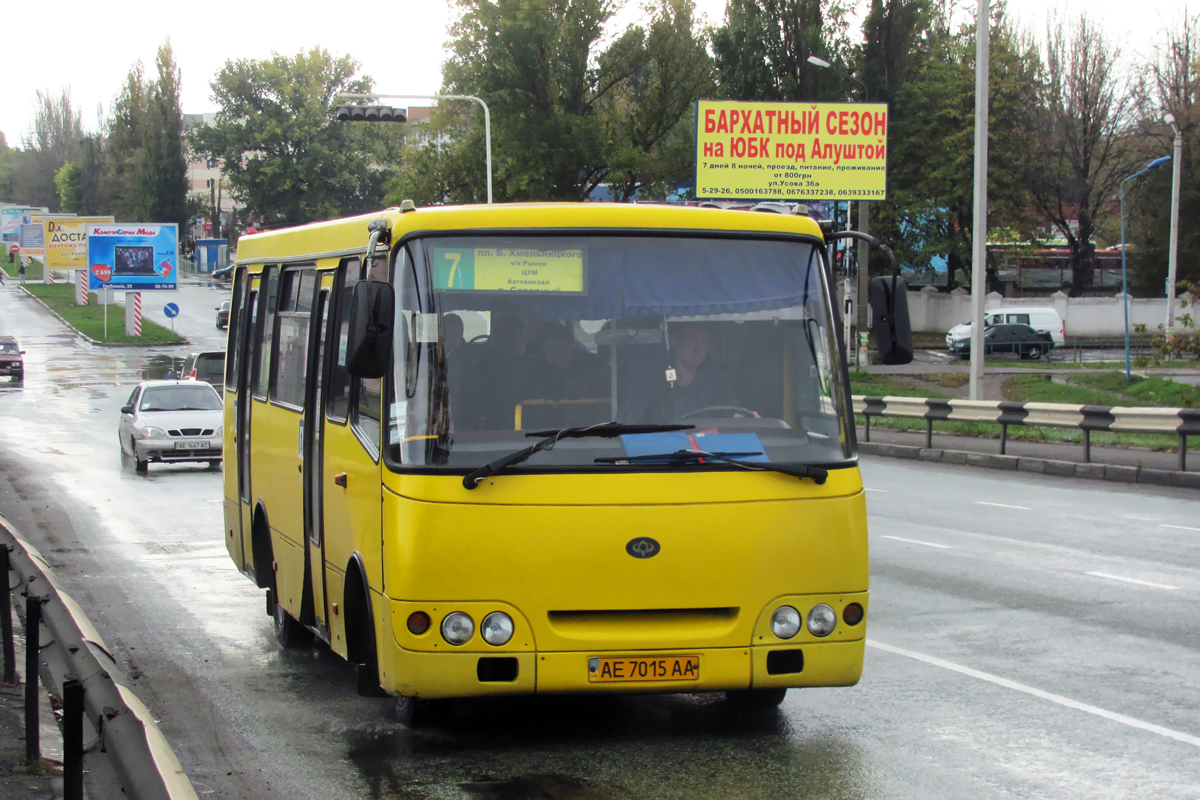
[462,422,695,489]
[596,449,829,485]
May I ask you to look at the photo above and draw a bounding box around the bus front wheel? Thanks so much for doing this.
[273,599,312,649]
[395,695,446,728]
[724,688,788,711]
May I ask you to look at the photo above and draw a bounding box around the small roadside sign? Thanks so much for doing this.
[164,303,180,318]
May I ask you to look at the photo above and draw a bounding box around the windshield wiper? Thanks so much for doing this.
[462,422,695,489]
[596,449,829,485]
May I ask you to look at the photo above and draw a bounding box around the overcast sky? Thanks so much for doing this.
[0,0,1189,149]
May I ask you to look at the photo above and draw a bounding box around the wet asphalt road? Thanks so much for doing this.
[2,282,1200,799]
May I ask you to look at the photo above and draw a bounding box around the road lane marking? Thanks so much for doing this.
[1085,572,1179,591]
[865,488,887,493]
[1162,524,1200,533]
[867,639,1200,749]
[881,535,953,549]
[975,501,1030,510]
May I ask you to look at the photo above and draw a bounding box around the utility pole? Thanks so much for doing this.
[1164,113,1183,346]
[968,0,990,400]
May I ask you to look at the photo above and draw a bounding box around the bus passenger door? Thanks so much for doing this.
[320,259,385,661]
[234,280,258,573]
[303,286,332,637]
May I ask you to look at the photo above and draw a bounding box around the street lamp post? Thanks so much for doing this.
[1164,113,1183,347]
[1119,155,1172,382]
[338,92,493,204]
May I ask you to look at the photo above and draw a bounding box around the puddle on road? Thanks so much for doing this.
[461,774,614,800]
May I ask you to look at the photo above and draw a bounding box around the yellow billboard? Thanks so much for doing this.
[43,216,115,270]
[694,100,889,201]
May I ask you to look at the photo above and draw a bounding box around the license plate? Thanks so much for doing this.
[175,441,207,450]
[588,655,699,683]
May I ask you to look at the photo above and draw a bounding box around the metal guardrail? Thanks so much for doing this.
[853,396,1200,471]
[1,515,198,800]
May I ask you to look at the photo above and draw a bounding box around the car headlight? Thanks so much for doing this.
[770,606,801,639]
[440,612,474,645]
[480,612,514,646]
[806,604,837,637]
[138,426,167,439]
[215,427,223,437]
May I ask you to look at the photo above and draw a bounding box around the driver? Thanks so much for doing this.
[626,323,750,422]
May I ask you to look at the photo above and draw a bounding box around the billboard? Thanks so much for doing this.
[2,206,48,244]
[86,223,179,291]
[18,213,76,258]
[43,216,115,270]
[694,100,889,201]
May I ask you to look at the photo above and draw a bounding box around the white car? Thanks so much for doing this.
[946,307,1065,349]
[118,380,223,473]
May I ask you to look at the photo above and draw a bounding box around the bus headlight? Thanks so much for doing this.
[770,606,801,639]
[480,612,514,646]
[440,612,474,645]
[807,604,837,637]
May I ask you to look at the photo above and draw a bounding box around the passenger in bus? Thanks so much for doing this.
[442,312,465,356]
[448,310,529,430]
[524,323,607,401]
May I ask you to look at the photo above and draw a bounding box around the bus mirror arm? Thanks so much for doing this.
[827,231,914,366]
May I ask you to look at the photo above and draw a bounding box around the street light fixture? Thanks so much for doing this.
[337,92,493,204]
[1163,113,1182,348]
[1120,154,1172,382]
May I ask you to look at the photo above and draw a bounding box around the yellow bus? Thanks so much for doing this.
[219,201,911,722]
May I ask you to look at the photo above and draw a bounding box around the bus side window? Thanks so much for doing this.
[327,259,356,423]
[253,267,279,401]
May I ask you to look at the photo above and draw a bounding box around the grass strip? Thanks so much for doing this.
[24,283,185,345]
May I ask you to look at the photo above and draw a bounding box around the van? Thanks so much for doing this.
[946,307,1064,348]
[182,350,225,387]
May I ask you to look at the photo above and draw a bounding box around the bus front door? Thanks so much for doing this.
[303,288,332,638]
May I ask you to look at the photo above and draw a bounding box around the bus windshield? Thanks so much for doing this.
[387,234,852,472]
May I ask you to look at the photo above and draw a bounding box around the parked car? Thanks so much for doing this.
[0,336,24,383]
[118,380,223,473]
[216,300,231,329]
[182,350,225,386]
[952,323,1055,360]
[946,307,1065,349]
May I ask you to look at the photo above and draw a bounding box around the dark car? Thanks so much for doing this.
[215,300,231,329]
[952,323,1054,360]
[0,336,25,382]
[182,350,225,386]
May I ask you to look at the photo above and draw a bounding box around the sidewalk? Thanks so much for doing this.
[1,624,63,799]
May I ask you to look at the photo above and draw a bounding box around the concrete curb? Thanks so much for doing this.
[859,442,1200,489]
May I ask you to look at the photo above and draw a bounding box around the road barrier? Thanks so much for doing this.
[1,516,198,800]
[853,396,1200,471]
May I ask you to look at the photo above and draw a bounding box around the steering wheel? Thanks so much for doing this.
[468,334,490,344]
[680,405,758,420]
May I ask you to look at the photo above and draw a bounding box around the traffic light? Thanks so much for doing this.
[334,105,408,123]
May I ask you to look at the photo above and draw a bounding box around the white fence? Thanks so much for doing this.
[906,287,1196,336]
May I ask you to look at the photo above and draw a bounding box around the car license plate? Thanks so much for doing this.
[588,655,699,683]
[175,441,206,450]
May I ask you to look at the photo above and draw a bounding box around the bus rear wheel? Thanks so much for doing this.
[724,688,788,711]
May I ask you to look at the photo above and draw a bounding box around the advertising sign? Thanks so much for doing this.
[86,223,179,291]
[694,100,889,201]
[2,206,48,244]
[43,216,115,270]
[18,214,75,258]
[432,245,586,294]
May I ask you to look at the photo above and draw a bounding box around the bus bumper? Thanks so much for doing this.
[379,639,864,699]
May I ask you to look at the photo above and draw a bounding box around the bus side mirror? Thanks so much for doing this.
[347,280,396,378]
[868,276,913,365]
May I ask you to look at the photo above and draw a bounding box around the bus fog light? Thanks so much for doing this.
[407,611,430,635]
[771,606,801,639]
[441,612,474,645]
[843,602,864,626]
[481,612,514,646]
[807,604,837,637]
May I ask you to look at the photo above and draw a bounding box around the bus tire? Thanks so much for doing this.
[724,687,788,710]
[395,695,446,728]
[346,564,386,698]
[273,600,312,649]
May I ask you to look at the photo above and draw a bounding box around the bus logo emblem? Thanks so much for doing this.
[626,537,660,559]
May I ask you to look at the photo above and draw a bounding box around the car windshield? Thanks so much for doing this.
[140,385,222,411]
[385,234,853,473]
[0,343,18,354]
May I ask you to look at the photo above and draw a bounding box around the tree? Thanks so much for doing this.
[1024,14,1139,296]
[713,0,853,102]
[389,0,713,204]
[874,7,1041,290]
[192,47,400,225]
[101,41,189,225]
[1127,12,1200,295]
[10,89,84,210]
